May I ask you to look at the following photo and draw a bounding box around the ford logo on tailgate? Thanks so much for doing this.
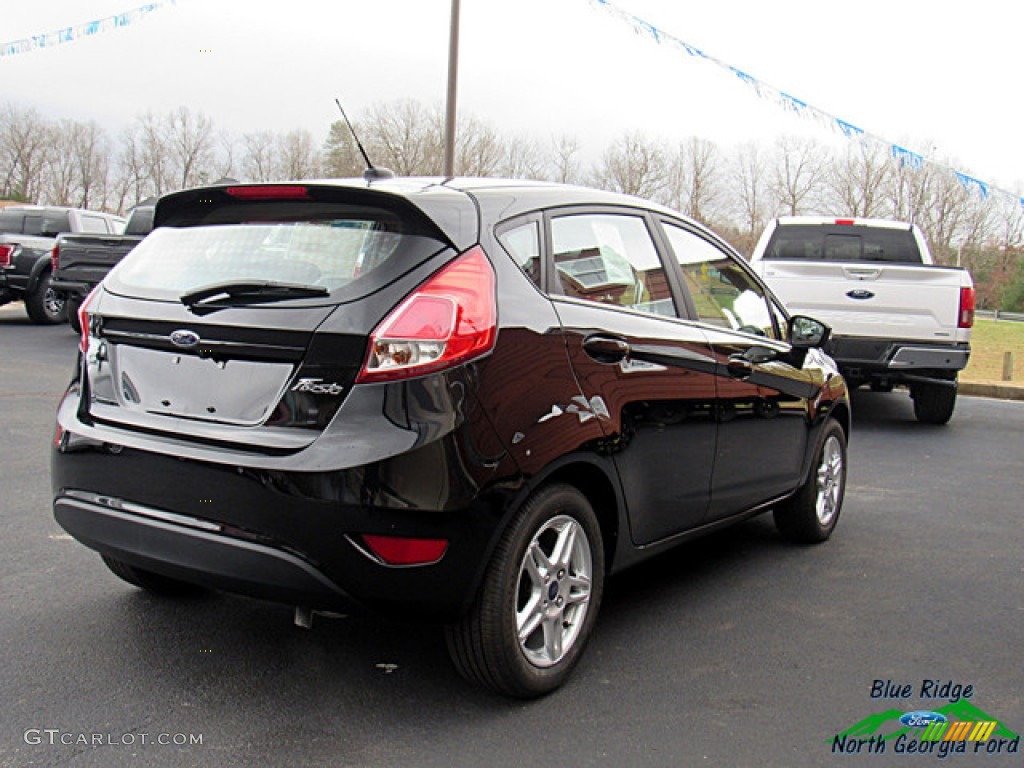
[846,289,875,300]
[169,329,201,349]
[899,711,947,728]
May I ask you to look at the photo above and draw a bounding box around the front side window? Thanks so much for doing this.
[663,222,777,339]
[550,213,676,317]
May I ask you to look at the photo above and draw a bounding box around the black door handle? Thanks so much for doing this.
[583,335,630,364]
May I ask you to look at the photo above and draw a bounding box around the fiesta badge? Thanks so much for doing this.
[170,329,201,349]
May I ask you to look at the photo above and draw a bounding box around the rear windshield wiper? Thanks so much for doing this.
[180,281,329,308]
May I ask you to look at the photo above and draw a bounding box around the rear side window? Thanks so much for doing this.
[79,215,109,234]
[497,220,542,290]
[550,213,677,318]
[107,193,449,302]
[764,224,922,263]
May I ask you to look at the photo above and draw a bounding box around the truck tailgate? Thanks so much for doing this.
[758,261,966,342]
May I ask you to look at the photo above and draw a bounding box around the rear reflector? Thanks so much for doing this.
[78,285,100,353]
[958,286,975,328]
[357,245,497,383]
[225,185,311,201]
[361,534,448,566]
[0,244,13,267]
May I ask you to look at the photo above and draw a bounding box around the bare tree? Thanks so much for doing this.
[276,129,321,179]
[730,141,771,253]
[549,134,582,184]
[769,136,827,216]
[72,120,109,209]
[242,130,278,182]
[455,115,502,177]
[592,132,667,199]
[43,120,77,206]
[363,100,443,176]
[136,111,173,196]
[824,142,892,217]
[665,136,721,225]
[0,103,51,202]
[166,106,216,188]
[501,134,546,180]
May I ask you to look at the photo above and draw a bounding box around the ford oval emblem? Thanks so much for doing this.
[899,711,947,728]
[170,329,201,349]
[846,289,875,300]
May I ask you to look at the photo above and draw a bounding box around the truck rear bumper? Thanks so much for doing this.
[887,345,970,370]
[830,338,969,388]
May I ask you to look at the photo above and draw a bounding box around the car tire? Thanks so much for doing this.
[67,295,82,333]
[25,270,67,324]
[101,555,204,596]
[911,381,957,425]
[445,483,604,698]
[773,419,846,543]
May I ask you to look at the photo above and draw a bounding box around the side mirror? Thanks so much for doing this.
[788,315,831,349]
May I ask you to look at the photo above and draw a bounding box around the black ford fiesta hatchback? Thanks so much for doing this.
[52,177,850,697]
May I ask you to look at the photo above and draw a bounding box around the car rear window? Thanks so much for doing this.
[763,224,922,263]
[105,194,450,303]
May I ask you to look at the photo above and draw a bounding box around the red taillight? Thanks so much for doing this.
[78,286,100,353]
[0,244,13,267]
[356,246,497,383]
[958,286,975,328]
[834,218,856,226]
[361,534,449,566]
[50,243,60,272]
[225,185,310,201]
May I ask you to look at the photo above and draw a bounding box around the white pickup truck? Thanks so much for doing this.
[750,216,974,424]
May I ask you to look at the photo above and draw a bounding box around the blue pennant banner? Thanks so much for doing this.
[589,0,1020,207]
[0,2,174,58]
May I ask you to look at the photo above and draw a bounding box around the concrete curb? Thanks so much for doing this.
[959,381,1024,402]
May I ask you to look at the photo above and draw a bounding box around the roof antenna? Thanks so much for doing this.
[334,98,394,182]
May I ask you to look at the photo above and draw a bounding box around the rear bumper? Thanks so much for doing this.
[55,490,354,609]
[50,277,91,300]
[829,337,970,379]
[51,374,524,622]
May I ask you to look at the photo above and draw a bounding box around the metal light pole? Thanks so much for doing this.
[443,0,461,178]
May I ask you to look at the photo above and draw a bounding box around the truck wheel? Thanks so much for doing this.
[774,419,846,543]
[445,484,604,698]
[25,270,67,324]
[66,296,82,333]
[912,382,957,425]
[101,555,203,596]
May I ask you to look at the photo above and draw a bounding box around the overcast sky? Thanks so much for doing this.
[3,0,1022,194]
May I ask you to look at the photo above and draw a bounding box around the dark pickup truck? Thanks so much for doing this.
[51,201,154,331]
[1,206,125,323]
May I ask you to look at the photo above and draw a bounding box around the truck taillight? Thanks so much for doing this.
[0,244,13,268]
[50,244,60,272]
[356,246,497,383]
[958,286,975,328]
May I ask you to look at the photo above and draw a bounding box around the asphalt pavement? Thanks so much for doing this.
[2,303,1022,768]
